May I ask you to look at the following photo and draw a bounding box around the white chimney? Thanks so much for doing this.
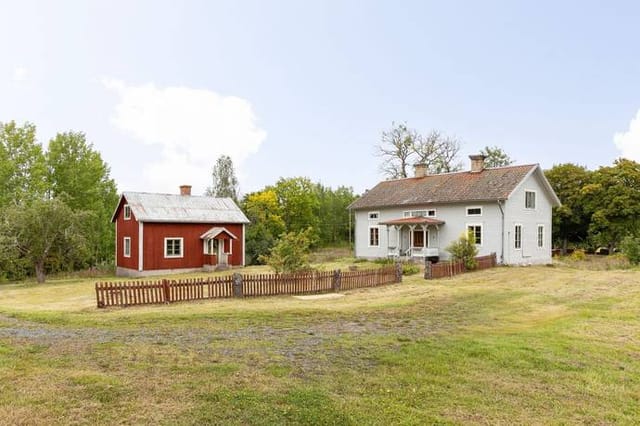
[469,155,486,173]
[414,163,427,178]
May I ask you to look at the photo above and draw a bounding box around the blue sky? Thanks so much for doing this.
[1,1,639,195]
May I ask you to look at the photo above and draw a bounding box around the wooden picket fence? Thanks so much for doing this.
[95,265,401,308]
[425,253,497,279]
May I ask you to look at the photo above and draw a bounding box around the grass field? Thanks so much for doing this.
[1,262,639,425]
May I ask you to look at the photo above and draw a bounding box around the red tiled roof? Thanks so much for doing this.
[380,217,445,226]
[349,164,538,210]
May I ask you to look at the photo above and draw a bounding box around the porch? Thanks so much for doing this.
[380,216,445,260]
[200,226,237,271]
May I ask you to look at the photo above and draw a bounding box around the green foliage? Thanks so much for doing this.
[273,177,320,237]
[401,263,420,275]
[446,230,479,270]
[242,190,286,264]
[206,155,239,201]
[0,121,47,207]
[0,198,90,283]
[46,131,118,264]
[569,249,587,261]
[479,145,513,168]
[545,163,593,248]
[259,228,315,273]
[620,235,640,265]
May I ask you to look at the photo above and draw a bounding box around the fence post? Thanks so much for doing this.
[162,279,171,303]
[232,273,243,298]
[332,269,342,292]
[424,260,432,280]
[395,262,403,283]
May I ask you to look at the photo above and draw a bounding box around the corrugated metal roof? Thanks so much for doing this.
[200,227,238,240]
[118,192,250,224]
[349,164,541,210]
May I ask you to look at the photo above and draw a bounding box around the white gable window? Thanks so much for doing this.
[368,212,379,220]
[514,224,522,249]
[123,237,131,257]
[165,237,184,258]
[537,225,544,248]
[467,224,482,246]
[403,209,436,218]
[525,191,536,209]
[369,227,380,247]
[466,206,482,216]
[124,204,131,220]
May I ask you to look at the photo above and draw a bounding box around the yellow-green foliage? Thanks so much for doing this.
[570,249,587,261]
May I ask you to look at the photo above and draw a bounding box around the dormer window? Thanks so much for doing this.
[124,204,131,220]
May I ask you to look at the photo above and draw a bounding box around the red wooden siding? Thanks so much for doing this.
[115,198,139,270]
[142,222,244,270]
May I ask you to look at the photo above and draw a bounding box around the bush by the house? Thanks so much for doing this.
[401,263,420,275]
[620,235,640,265]
[446,230,479,270]
[259,228,315,273]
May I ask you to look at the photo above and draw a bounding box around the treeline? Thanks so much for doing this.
[241,177,356,265]
[0,121,117,282]
[546,159,640,252]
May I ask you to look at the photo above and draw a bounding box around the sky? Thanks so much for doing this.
[1,0,639,196]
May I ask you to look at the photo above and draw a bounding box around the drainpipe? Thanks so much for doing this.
[497,200,505,264]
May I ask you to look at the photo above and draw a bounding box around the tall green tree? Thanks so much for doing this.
[46,131,119,264]
[0,198,90,283]
[273,177,320,236]
[315,184,356,245]
[545,163,592,250]
[480,145,513,168]
[581,159,640,249]
[0,121,47,207]
[242,189,286,264]
[206,155,239,201]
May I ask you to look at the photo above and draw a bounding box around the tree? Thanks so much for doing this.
[273,177,320,237]
[581,159,640,249]
[46,131,119,264]
[446,230,479,270]
[377,122,463,179]
[0,198,90,283]
[206,155,239,201]
[545,163,592,250]
[259,228,315,273]
[0,121,47,208]
[480,145,513,168]
[242,189,286,264]
[315,184,356,245]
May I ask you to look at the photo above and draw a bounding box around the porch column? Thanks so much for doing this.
[422,225,427,248]
[409,225,415,253]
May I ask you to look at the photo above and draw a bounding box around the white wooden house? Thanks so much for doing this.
[348,155,561,265]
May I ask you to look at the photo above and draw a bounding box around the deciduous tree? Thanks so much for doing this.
[206,155,239,201]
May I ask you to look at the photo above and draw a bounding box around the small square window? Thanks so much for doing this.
[525,191,536,209]
[124,204,131,220]
[368,212,379,220]
[466,207,482,216]
[165,238,183,258]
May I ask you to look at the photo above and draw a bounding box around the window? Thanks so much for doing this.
[412,229,425,247]
[525,191,536,209]
[164,238,183,258]
[123,237,131,257]
[368,212,379,220]
[124,204,131,220]
[403,209,436,218]
[204,239,218,255]
[467,224,482,245]
[514,225,522,249]
[466,206,482,216]
[537,225,544,248]
[369,227,379,247]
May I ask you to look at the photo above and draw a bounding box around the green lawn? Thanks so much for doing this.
[0,264,639,424]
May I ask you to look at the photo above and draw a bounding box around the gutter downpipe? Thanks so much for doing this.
[498,200,505,264]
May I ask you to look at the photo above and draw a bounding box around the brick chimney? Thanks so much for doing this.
[414,163,427,178]
[469,155,486,173]
[179,185,192,196]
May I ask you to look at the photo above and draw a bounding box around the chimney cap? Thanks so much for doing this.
[468,154,487,161]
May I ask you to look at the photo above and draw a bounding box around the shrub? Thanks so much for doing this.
[401,263,420,275]
[569,249,587,261]
[259,228,315,273]
[620,235,640,265]
[446,230,479,270]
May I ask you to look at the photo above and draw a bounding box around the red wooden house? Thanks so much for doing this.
[111,185,250,277]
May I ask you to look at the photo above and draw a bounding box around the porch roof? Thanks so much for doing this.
[200,226,238,240]
[379,217,445,226]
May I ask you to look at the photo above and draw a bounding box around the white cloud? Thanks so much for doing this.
[102,78,266,194]
[614,109,640,161]
[13,66,28,82]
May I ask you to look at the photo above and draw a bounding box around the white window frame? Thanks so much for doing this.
[368,211,379,220]
[403,209,436,218]
[123,237,131,258]
[537,224,544,248]
[466,206,483,217]
[466,223,483,246]
[514,224,522,250]
[525,190,536,210]
[368,226,380,247]
[164,237,184,258]
[203,239,218,255]
[123,204,131,220]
